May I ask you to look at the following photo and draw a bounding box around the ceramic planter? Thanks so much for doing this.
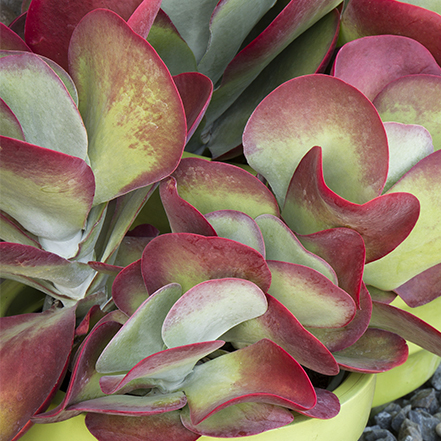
[372,295,441,407]
[20,372,375,441]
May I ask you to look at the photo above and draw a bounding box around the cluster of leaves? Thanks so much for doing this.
[0,0,441,440]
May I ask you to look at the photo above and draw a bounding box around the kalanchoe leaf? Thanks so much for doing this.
[180,401,294,438]
[364,150,441,290]
[0,212,41,248]
[383,122,434,192]
[159,176,217,235]
[332,35,441,101]
[367,285,397,304]
[0,98,24,140]
[0,53,88,159]
[66,392,187,416]
[205,210,265,255]
[283,146,420,263]
[162,278,268,348]
[146,9,198,76]
[33,319,122,423]
[86,410,200,441]
[298,228,366,306]
[0,306,76,440]
[333,328,409,373]
[96,283,182,374]
[374,74,441,151]
[69,9,186,206]
[255,214,337,283]
[24,0,145,70]
[294,388,340,419]
[183,339,316,425]
[99,341,224,395]
[141,233,272,295]
[173,72,213,140]
[0,137,94,243]
[370,301,441,357]
[340,0,441,65]
[170,157,280,218]
[197,0,277,84]
[0,23,31,51]
[307,284,372,353]
[205,8,341,159]
[206,0,343,124]
[223,293,339,376]
[394,263,441,308]
[243,74,389,207]
[126,0,162,39]
[267,260,356,328]
[112,260,149,316]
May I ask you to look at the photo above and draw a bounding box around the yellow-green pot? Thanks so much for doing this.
[21,373,375,441]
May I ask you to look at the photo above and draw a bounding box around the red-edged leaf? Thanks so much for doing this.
[141,233,272,295]
[0,23,31,51]
[223,293,339,376]
[86,411,200,441]
[243,75,389,206]
[295,388,340,419]
[173,72,213,140]
[127,0,162,39]
[333,35,441,101]
[283,146,420,263]
[333,328,408,373]
[0,98,24,140]
[0,306,76,440]
[25,0,144,70]
[180,402,294,438]
[340,0,441,65]
[0,211,40,248]
[183,339,316,425]
[394,263,441,307]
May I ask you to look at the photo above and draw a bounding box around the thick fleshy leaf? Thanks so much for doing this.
[205,8,340,159]
[298,228,366,305]
[86,410,200,441]
[364,150,441,290]
[295,388,340,419]
[0,137,94,242]
[383,122,434,192]
[205,0,343,124]
[146,9,198,76]
[0,23,31,51]
[333,35,441,101]
[162,278,268,348]
[99,341,224,395]
[255,214,337,283]
[370,301,441,357]
[223,293,339,375]
[306,284,372,353]
[96,283,182,374]
[33,319,122,423]
[267,260,356,328]
[0,53,88,159]
[25,0,144,70]
[112,260,149,316]
[332,328,408,373]
[159,176,217,235]
[282,146,420,263]
[0,306,76,440]
[184,339,316,425]
[374,74,441,151]
[69,9,186,205]
[394,263,441,307]
[205,210,265,255]
[180,401,294,438]
[67,392,186,415]
[340,0,441,65]
[173,72,213,140]
[126,0,162,39]
[197,0,277,83]
[0,243,95,303]
[243,74,389,206]
[0,97,24,140]
[141,233,272,295]
[171,157,280,217]
[0,212,40,248]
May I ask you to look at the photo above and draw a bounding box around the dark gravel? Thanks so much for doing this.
[359,363,441,441]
